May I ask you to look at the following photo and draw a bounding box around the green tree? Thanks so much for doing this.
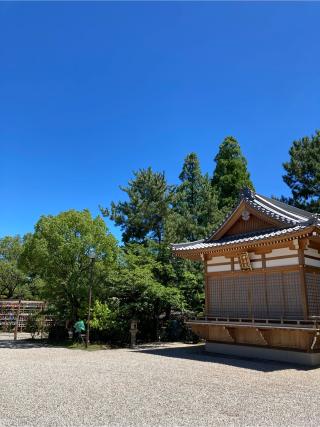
[0,236,28,299]
[111,244,185,340]
[153,242,205,314]
[212,136,254,209]
[20,210,118,321]
[168,153,222,242]
[282,130,320,212]
[90,300,117,331]
[104,167,171,244]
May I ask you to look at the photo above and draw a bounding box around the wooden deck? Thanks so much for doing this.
[187,318,320,352]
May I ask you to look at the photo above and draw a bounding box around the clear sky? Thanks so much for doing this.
[1,2,319,241]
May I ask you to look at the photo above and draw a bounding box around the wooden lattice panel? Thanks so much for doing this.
[282,272,303,319]
[306,272,320,317]
[264,273,283,318]
[251,274,268,318]
[234,275,250,317]
[206,269,306,320]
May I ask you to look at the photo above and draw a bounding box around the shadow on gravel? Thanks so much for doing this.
[0,339,48,349]
[135,343,315,372]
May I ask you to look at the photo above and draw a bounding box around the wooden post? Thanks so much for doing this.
[261,253,266,269]
[230,257,235,272]
[204,255,209,318]
[14,298,22,341]
[298,240,309,320]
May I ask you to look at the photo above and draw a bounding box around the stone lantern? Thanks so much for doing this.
[130,319,138,348]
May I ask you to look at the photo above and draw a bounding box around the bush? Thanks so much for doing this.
[90,300,128,344]
[25,312,44,339]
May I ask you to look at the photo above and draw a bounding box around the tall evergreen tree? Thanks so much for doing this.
[212,136,254,209]
[282,130,320,213]
[170,153,221,242]
[104,167,171,244]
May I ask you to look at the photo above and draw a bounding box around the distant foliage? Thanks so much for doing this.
[104,167,171,244]
[282,130,320,213]
[0,236,29,299]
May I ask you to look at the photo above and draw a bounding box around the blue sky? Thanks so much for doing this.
[1,2,319,241]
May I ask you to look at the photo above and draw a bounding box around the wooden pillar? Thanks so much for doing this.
[298,240,309,320]
[281,271,286,320]
[204,254,209,318]
[231,257,235,272]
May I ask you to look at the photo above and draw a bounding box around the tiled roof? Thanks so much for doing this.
[206,188,316,242]
[171,225,309,252]
[171,188,320,253]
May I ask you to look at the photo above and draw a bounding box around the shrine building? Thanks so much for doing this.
[171,188,320,365]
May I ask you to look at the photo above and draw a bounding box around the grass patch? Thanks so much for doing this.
[67,342,114,351]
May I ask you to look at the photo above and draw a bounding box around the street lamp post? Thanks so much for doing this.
[85,250,96,348]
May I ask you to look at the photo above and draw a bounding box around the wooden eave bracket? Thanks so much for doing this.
[256,328,269,346]
[223,326,236,342]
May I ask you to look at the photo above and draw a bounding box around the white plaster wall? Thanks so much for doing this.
[266,248,298,258]
[252,261,263,269]
[305,248,320,258]
[207,264,232,273]
[266,257,299,267]
[305,258,320,268]
[249,253,262,260]
[207,256,230,265]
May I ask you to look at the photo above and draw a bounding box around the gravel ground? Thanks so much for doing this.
[0,336,320,427]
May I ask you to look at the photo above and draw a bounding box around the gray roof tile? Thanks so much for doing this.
[171,188,320,253]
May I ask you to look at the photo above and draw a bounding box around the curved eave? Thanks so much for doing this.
[172,226,319,261]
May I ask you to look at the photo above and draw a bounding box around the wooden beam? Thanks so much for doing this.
[207,265,300,277]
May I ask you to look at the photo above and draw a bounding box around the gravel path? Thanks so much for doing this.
[0,337,319,426]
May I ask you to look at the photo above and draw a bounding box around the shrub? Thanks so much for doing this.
[25,312,44,339]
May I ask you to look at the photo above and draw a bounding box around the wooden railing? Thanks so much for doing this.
[189,316,319,328]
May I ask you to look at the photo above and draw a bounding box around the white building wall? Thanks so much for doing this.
[305,258,320,268]
[207,264,232,273]
[266,248,298,258]
[305,248,320,258]
[207,256,230,265]
[266,257,299,268]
